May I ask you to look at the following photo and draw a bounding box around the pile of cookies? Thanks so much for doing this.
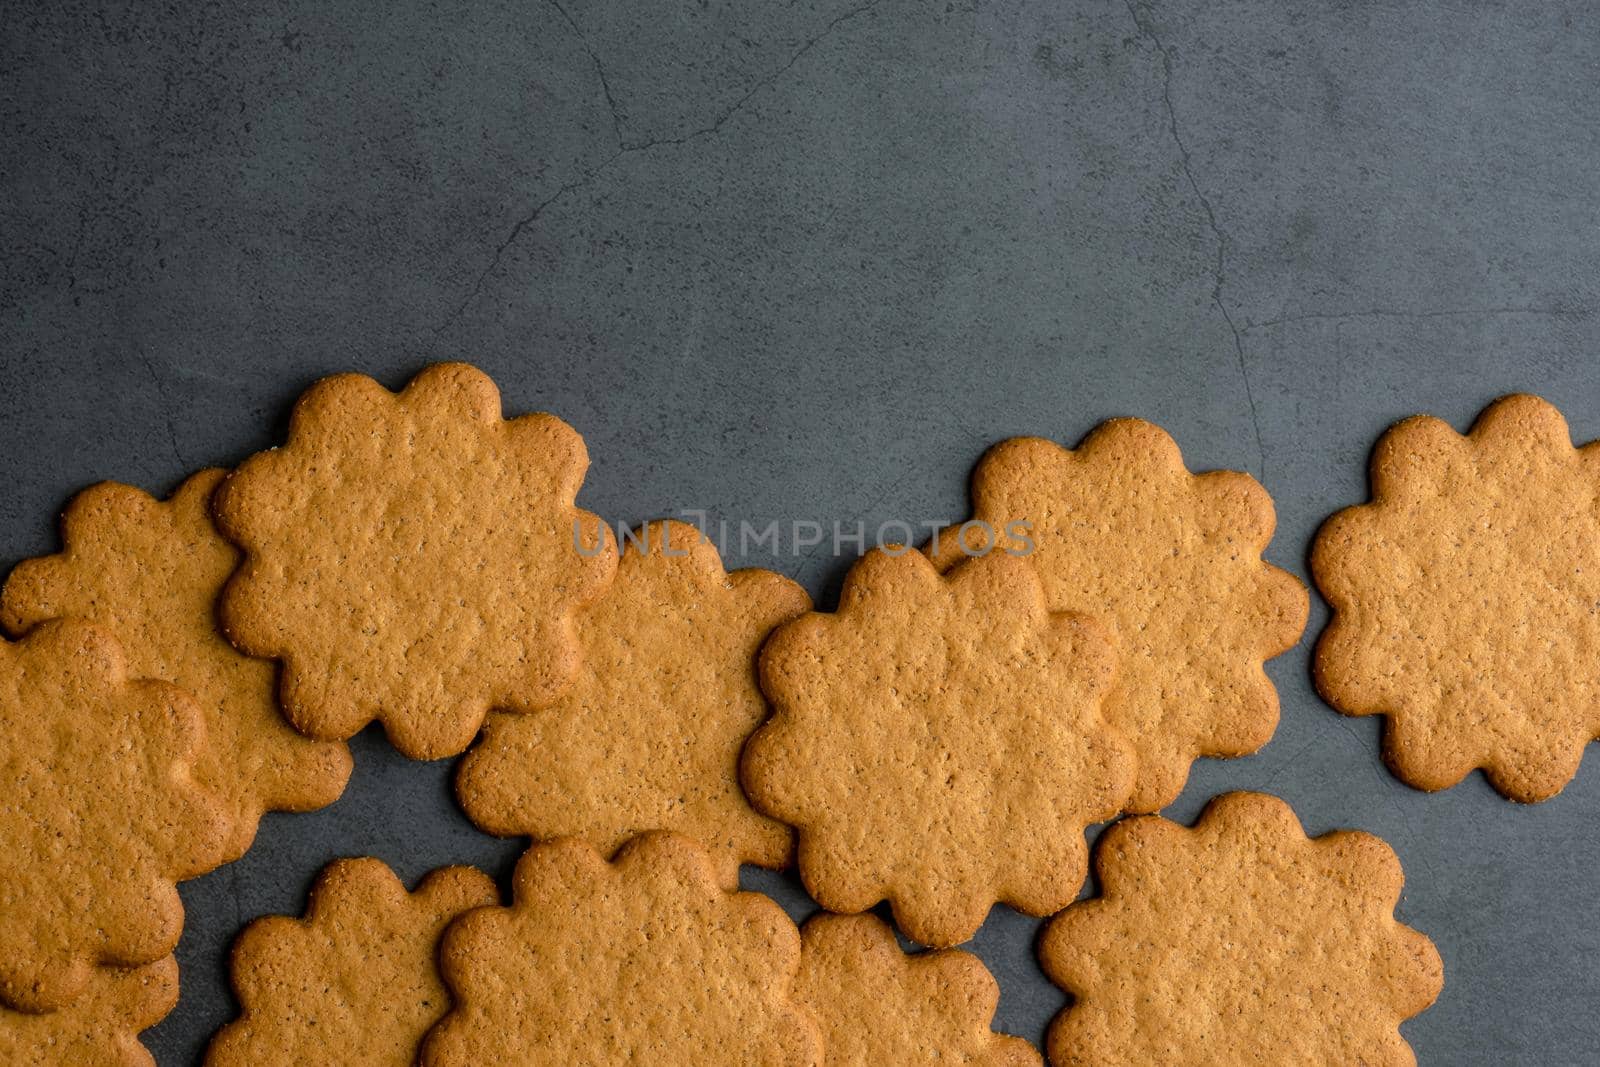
[4,363,1594,1064]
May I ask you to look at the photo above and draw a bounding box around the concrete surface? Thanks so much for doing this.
[3,1,1599,1062]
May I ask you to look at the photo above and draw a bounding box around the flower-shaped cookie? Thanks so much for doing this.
[421,833,820,1065]
[0,958,177,1067]
[928,424,1308,812]
[1040,792,1442,1066]
[742,548,1136,948]
[793,914,1041,1066]
[0,619,229,1012]
[456,519,808,887]
[207,858,496,1066]
[1314,394,1600,801]
[212,362,617,759]
[2,470,353,862]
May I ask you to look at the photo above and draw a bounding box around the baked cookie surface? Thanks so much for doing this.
[0,958,177,1067]
[793,914,1040,1066]
[928,424,1307,812]
[742,548,1135,948]
[0,619,229,1012]
[206,858,495,1067]
[456,519,807,887]
[1314,393,1600,801]
[421,833,820,1066]
[1040,791,1442,1066]
[2,470,352,862]
[212,362,617,759]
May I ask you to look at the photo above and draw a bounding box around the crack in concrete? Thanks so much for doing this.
[136,350,188,470]
[620,0,884,153]
[433,160,622,335]
[433,0,884,335]
[1125,0,1265,480]
[1243,305,1583,331]
[546,0,626,148]
[1330,714,1438,885]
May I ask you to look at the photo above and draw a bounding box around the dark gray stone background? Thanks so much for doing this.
[3,1,1598,1063]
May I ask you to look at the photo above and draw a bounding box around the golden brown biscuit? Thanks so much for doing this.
[211,362,617,759]
[2,470,353,862]
[928,425,1308,813]
[793,914,1041,1066]
[0,958,177,1067]
[1040,791,1442,1066]
[206,858,496,1067]
[0,619,229,1012]
[420,833,821,1065]
[1314,394,1600,801]
[742,548,1136,949]
[455,518,808,887]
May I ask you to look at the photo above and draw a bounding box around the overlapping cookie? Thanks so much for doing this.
[742,547,1135,948]
[928,423,1308,812]
[793,914,1040,1066]
[0,958,177,1067]
[1314,394,1600,801]
[207,858,495,1066]
[212,362,617,760]
[0,365,1484,1063]
[0,619,229,1012]
[1040,791,1441,1065]
[456,519,808,887]
[2,470,352,862]
[421,833,820,1065]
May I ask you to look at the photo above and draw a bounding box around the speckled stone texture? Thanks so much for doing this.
[5,1,1600,1063]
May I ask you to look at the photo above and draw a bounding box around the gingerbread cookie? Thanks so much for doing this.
[0,958,177,1067]
[212,362,617,760]
[207,858,496,1067]
[0,619,229,1012]
[2,470,352,862]
[456,519,808,887]
[1040,791,1442,1066]
[420,833,820,1065]
[1314,394,1600,801]
[742,548,1136,948]
[927,424,1308,812]
[793,914,1041,1066]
